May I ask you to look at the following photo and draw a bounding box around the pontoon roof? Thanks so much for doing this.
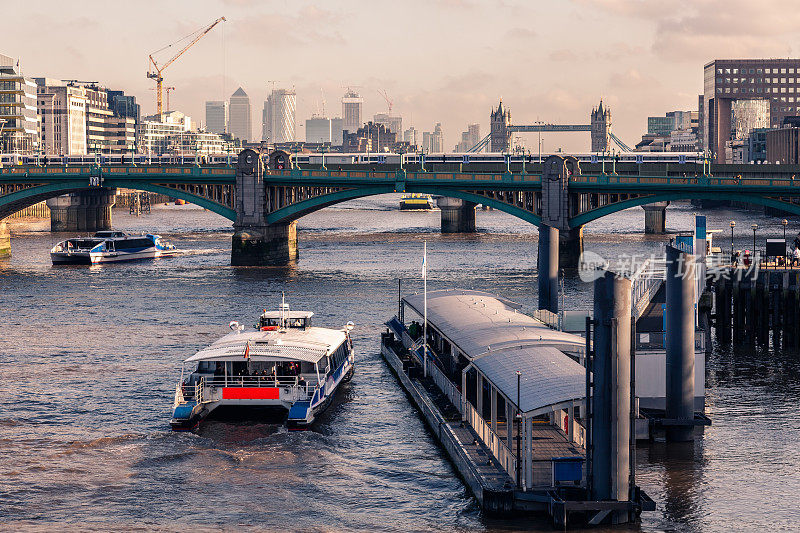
[402,289,586,415]
[402,289,585,358]
[184,327,344,363]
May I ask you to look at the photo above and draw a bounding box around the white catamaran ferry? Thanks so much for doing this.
[170,303,355,431]
[50,231,177,264]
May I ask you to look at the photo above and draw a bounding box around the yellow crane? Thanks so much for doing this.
[147,16,226,115]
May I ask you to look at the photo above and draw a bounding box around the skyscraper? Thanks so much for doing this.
[373,112,402,137]
[262,88,296,143]
[228,87,252,142]
[205,100,228,135]
[341,90,363,133]
[305,116,332,143]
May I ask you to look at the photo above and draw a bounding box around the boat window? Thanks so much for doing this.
[196,361,215,373]
[300,361,315,374]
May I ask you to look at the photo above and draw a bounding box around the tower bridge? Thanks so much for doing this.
[487,99,632,153]
[3,150,800,273]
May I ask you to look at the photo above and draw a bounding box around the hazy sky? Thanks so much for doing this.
[6,0,800,151]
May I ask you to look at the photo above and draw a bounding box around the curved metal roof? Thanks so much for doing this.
[402,289,586,414]
[402,289,585,358]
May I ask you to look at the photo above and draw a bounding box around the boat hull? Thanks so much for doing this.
[51,248,177,265]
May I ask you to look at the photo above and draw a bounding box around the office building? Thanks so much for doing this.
[373,112,402,136]
[647,111,698,136]
[0,53,38,154]
[342,121,401,152]
[331,117,343,146]
[137,110,233,155]
[36,79,88,155]
[306,116,332,143]
[228,87,252,142]
[342,90,363,133]
[403,126,418,147]
[262,88,296,143]
[205,100,228,135]
[703,58,800,162]
[455,123,480,152]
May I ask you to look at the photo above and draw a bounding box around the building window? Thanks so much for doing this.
[782,78,787,84]
[717,78,723,84]
[758,68,763,74]
[750,68,755,74]
[726,78,731,83]
[733,87,738,93]
[717,88,723,93]
[782,68,787,74]
[725,88,730,93]
[717,68,723,74]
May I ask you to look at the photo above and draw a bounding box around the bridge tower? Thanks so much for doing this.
[490,100,511,152]
[231,149,297,265]
[591,100,611,152]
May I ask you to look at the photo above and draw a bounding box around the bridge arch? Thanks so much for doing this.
[0,181,236,221]
[264,185,542,226]
[570,192,800,227]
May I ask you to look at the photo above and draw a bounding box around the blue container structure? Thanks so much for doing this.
[552,456,584,485]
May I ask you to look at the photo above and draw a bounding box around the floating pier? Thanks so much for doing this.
[382,289,654,527]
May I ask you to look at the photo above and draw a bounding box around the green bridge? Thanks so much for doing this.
[2,150,800,268]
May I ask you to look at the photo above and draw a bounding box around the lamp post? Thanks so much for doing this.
[782,219,788,267]
[730,221,736,264]
[752,223,758,262]
[534,120,543,163]
[515,370,521,488]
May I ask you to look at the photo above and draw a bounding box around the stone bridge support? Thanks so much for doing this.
[47,189,115,232]
[642,202,669,234]
[0,220,10,258]
[437,197,476,233]
[540,155,583,275]
[231,149,298,265]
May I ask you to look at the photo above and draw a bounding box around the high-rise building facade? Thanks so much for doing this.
[205,100,228,135]
[455,123,480,151]
[330,117,343,146]
[228,87,252,142]
[36,79,88,155]
[373,112,402,137]
[341,90,363,133]
[262,88,296,143]
[432,123,444,152]
[305,116,332,143]
[703,58,800,162]
[0,53,38,153]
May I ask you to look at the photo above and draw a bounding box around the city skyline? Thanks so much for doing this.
[5,0,800,151]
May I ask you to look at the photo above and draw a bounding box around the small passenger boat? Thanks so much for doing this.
[50,231,177,264]
[399,193,434,210]
[170,302,355,431]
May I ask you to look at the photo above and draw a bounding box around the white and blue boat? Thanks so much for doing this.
[170,302,355,431]
[50,231,177,264]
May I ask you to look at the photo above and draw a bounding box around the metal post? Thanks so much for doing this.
[783,219,788,267]
[538,224,559,313]
[398,278,402,320]
[752,224,758,261]
[591,271,632,509]
[730,221,736,264]
[516,370,521,489]
[665,245,696,442]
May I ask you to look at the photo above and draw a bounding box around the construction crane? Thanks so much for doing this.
[378,89,393,115]
[165,87,176,112]
[147,16,226,115]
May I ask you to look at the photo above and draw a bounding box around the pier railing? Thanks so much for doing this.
[464,401,517,484]
[426,356,463,415]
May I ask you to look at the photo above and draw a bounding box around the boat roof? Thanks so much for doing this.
[261,310,314,319]
[402,289,586,415]
[184,327,345,363]
[402,289,585,358]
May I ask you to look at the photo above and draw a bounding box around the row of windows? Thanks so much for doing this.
[718,77,799,85]
[328,342,349,370]
[717,67,798,75]
[717,87,799,94]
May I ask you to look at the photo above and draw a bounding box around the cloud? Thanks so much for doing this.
[549,49,578,62]
[574,0,800,62]
[230,7,347,49]
[506,27,537,41]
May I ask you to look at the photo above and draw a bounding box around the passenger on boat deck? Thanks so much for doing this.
[214,362,224,376]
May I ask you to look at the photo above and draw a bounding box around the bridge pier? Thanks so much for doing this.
[559,226,583,270]
[538,224,559,313]
[47,189,115,232]
[642,202,669,234]
[665,244,696,442]
[231,149,298,266]
[0,220,10,258]
[437,197,476,233]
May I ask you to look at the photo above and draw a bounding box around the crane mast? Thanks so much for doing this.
[147,16,226,115]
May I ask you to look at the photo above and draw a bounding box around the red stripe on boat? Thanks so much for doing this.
[222,387,280,400]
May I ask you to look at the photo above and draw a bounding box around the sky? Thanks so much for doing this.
[6,0,800,151]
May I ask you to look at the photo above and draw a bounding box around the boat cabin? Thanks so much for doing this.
[259,310,314,330]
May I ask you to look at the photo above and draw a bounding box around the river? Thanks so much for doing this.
[1,197,799,531]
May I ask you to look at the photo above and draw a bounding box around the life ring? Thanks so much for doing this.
[261,325,279,331]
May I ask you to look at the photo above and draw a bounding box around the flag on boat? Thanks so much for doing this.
[243,340,251,360]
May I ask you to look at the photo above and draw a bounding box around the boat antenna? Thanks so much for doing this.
[281,291,286,328]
